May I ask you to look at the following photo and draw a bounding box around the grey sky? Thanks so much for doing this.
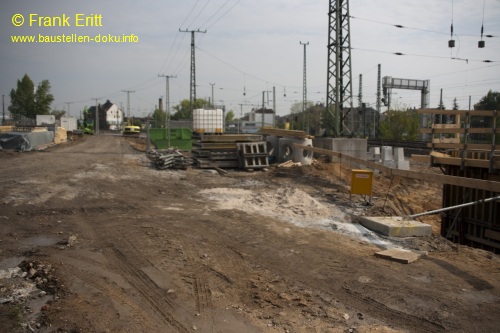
[1,0,499,118]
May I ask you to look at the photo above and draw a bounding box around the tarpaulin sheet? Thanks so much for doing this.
[0,131,54,151]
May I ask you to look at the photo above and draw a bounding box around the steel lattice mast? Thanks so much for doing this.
[300,41,309,132]
[179,29,206,114]
[326,0,354,137]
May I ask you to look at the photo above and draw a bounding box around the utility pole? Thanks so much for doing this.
[92,98,99,135]
[209,83,215,108]
[2,95,5,124]
[359,74,363,137]
[376,64,381,138]
[326,0,354,137]
[121,90,135,124]
[273,86,276,128]
[64,102,73,116]
[158,74,176,147]
[238,104,243,134]
[179,29,206,114]
[358,74,363,108]
[300,41,309,133]
[262,91,265,129]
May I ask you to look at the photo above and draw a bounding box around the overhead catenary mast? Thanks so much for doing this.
[300,41,309,133]
[179,29,206,114]
[326,0,354,137]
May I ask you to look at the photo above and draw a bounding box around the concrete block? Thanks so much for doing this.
[375,249,423,264]
[369,147,380,156]
[381,146,393,162]
[383,160,397,169]
[393,147,405,161]
[397,159,410,170]
[358,216,432,237]
[313,138,367,166]
[367,147,381,161]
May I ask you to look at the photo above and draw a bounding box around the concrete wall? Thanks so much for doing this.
[313,138,367,168]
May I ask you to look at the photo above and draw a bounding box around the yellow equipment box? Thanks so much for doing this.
[351,169,373,196]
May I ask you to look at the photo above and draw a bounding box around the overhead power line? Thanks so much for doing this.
[195,46,299,90]
[350,15,498,38]
[352,47,498,63]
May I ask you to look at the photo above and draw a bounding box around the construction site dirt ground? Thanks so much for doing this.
[0,135,499,333]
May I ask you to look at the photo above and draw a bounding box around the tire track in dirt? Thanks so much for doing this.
[61,205,191,332]
[108,246,190,333]
[338,284,448,332]
[183,209,451,333]
[54,257,158,333]
[175,238,213,314]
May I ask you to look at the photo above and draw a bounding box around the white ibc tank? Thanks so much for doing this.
[193,109,224,134]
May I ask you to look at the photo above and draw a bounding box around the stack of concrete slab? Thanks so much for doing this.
[191,133,263,169]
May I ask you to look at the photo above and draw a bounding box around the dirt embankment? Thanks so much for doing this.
[0,135,499,333]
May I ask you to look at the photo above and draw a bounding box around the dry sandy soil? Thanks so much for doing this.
[0,134,499,333]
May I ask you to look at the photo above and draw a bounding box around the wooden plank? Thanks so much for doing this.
[485,229,500,242]
[432,124,461,129]
[192,142,237,149]
[427,143,500,150]
[193,134,263,142]
[430,151,451,158]
[214,167,228,175]
[259,128,311,139]
[417,109,496,117]
[411,155,431,163]
[293,144,500,193]
[432,156,500,169]
[431,138,460,144]
[420,128,500,134]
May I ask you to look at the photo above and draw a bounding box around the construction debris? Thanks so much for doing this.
[146,148,193,170]
[375,249,425,264]
[191,133,264,169]
[277,160,302,168]
[237,141,269,170]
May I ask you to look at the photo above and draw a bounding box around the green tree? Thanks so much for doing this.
[35,80,54,115]
[171,98,209,120]
[307,103,326,136]
[151,108,166,128]
[474,90,500,110]
[8,74,54,118]
[50,110,66,120]
[288,101,315,131]
[380,109,420,140]
[225,110,235,123]
[473,90,500,143]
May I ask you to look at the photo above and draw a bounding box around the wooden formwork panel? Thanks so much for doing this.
[441,165,500,253]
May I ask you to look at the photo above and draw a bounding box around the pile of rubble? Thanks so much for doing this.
[0,260,61,304]
[146,148,193,170]
[0,260,63,331]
